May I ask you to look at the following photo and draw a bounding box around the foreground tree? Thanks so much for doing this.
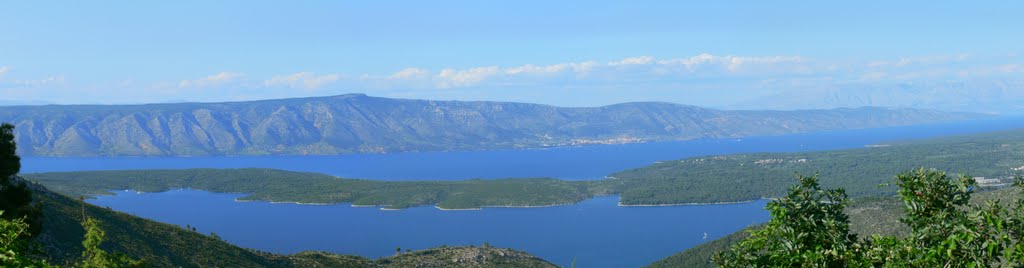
[78,216,145,268]
[716,168,1024,267]
[714,174,859,267]
[0,123,41,236]
[0,211,53,267]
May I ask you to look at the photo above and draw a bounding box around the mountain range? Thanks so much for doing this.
[0,94,983,157]
[732,80,1024,114]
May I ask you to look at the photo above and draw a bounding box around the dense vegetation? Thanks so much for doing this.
[652,171,1024,267]
[27,169,591,209]
[717,169,1024,266]
[378,246,557,268]
[0,94,978,156]
[610,128,1024,205]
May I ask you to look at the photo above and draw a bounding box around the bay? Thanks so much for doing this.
[89,190,769,268]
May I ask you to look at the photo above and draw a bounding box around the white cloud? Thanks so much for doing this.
[866,54,970,69]
[264,72,340,90]
[178,72,243,88]
[388,68,430,80]
[608,56,655,66]
[436,66,501,88]
[651,54,805,73]
[504,64,567,75]
[419,54,813,88]
[7,52,1019,109]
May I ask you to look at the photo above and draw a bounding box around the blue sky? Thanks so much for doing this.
[1,1,1022,109]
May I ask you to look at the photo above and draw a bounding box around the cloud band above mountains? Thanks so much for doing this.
[0,53,1021,113]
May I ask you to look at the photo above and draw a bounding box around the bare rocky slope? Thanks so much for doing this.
[0,94,982,156]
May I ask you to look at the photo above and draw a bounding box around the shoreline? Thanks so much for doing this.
[268,201,332,205]
[617,198,765,207]
[117,189,767,209]
[230,196,766,209]
[434,202,577,211]
[479,202,575,209]
[234,198,332,205]
[434,206,482,211]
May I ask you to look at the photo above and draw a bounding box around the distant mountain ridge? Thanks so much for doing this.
[0,94,983,156]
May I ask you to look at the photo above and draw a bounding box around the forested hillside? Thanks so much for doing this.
[609,128,1024,205]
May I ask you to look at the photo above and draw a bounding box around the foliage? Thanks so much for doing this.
[647,187,1020,267]
[0,211,53,268]
[0,123,19,179]
[714,175,858,267]
[77,217,145,268]
[714,169,1024,267]
[0,123,41,236]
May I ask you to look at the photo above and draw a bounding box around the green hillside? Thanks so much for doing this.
[610,128,1024,205]
[26,169,591,210]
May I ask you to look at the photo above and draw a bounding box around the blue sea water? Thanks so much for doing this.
[22,116,1024,180]
[32,116,1024,267]
[89,190,769,268]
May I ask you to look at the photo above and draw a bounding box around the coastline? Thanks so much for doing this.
[434,206,482,211]
[238,196,766,209]
[480,202,575,209]
[617,198,765,207]
[234,197,332,205]
[268,201,332,205]
[120,189,766,209]
[434,202,577,211]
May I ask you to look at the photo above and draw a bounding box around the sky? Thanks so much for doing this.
[1,1,1022,109]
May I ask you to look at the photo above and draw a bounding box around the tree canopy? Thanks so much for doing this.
[0,123,41,236]
[715,169,1024,267]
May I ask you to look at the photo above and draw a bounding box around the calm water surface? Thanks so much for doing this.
[89,190,769,268]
